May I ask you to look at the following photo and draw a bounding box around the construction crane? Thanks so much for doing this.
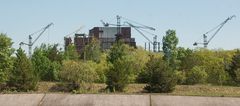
[20,23,53,57]
[64,25,85,38]
[124,21,159,52]
[121,16,160,52]
[64,25,85,47]
[193,15,236,48]
[101,15,160,52]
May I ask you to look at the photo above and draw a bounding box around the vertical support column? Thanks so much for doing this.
[158,42,160,52]
[145,42,147,50]
[153,35,157,52]
[148,42,151,52]
[29,35,32,58]
[203,34,207,48]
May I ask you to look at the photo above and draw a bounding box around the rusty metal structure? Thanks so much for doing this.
[64,27,136,53]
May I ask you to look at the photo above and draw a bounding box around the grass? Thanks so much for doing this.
[3,82,240,97]
[172,85,240,97]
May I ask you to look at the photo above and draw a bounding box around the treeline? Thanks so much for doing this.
[0,30,240,93]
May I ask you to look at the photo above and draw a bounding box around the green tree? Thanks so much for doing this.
[32,46,60,81]
[162,30,179,69]
[64,44,79,60]
[47,44,63,63]
[134,47,151,83]
[84,37,101,62]
[227,50,240,84]
[106,41,135,92]
[0,33,14,86]
[177,47,193,70]
[8,48,38,91]
[181,49,230,85]
[185,66,208,85]
[144,56,177,93]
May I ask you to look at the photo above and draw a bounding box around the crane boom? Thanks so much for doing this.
[32,23,53,45]
[193,15,236,48]
[65,25,85,37]
[20,23,54,57]
[101,15,159,52]
[207,15,235,44]
[125,22,153,44]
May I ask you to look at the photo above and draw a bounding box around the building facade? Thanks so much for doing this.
[64,27,136,53]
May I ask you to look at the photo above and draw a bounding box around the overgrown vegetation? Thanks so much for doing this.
[0,33,14,89]
[0,31,240,94]
[106,41,136,92]
[144,56,177,93]
[7,48,38,91]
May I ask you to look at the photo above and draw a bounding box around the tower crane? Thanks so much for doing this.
[64,25,85,38]
[101,15,160,52]
[20,23,53,57]
[63,25,85,51]
[193,15,236,48]
[124,21,159,52]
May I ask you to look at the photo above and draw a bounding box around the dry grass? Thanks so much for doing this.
[21,82,240,97]
[171,85,240,97]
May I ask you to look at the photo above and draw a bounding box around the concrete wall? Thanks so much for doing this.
[0,94,240,106]
[0,94,44,106]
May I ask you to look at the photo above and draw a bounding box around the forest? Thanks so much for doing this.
[0,29,240,94]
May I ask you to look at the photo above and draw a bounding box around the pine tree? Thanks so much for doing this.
[8,48,38,91]
[106,41,135,92]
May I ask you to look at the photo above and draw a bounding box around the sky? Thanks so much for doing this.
[0,0,240,52]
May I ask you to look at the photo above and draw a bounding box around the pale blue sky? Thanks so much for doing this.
[0,0,240,51]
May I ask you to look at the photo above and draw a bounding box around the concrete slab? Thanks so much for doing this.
[1,94,240,106]
[0,94,44,106]
[41,94,150,106]
[151,95,240,106]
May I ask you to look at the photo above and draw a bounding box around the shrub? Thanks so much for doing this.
[185,66,207,85]
[226,50,240,84]
[206,65,228,85]
[94,53,108,83]
[144,57,177,93]
[59,60,97,91]
[175,71,186,84]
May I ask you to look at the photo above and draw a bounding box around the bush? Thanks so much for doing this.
[185,66,207,85]
[94,53,108,83]
[59,60,97,91]
[144,57,177,93]
[207,65,228,85]
[226,50,240,84]
[175,71,186,84]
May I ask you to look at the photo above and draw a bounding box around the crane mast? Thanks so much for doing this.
[193,15,236,48]
[20,23,53,57]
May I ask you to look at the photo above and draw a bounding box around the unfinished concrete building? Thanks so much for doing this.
[64,27,136,53]
[89,27,136,50]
